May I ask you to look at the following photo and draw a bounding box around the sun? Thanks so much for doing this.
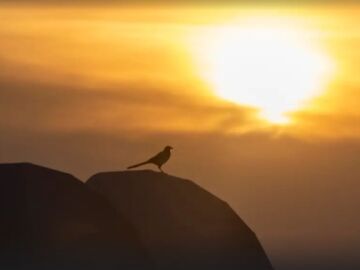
[194,19,334,124]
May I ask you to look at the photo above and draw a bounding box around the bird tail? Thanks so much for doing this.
[127,161,149,170]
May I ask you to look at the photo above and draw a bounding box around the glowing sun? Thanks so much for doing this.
[196,19,334,124]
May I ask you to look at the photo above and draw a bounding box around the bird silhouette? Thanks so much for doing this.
[127,146,173,173]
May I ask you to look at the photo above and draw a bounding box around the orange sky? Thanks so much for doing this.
[1,5,360,138]
[1,4,360,270]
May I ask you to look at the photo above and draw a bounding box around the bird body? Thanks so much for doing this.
[127,146,173,172]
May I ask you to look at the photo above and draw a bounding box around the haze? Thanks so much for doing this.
[1,3,359,270]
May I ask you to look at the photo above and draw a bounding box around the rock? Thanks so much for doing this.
[0,163,153,270]
[87,170,274,270]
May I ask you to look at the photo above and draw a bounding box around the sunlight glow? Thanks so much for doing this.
[195,19,335,124]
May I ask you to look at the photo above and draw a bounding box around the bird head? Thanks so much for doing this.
[164,145,173,151]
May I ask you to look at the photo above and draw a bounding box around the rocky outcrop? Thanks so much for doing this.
[87,170,274,270]
[0,163,153,270]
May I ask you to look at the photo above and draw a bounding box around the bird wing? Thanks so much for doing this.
[147,150,164,164]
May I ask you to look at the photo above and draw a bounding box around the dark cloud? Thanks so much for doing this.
[0,74,257,135]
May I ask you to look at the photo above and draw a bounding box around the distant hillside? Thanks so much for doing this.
[87,170,274,270]
[0,163,153,270]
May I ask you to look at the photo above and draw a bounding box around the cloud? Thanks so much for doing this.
[1,4,360,141]
[290,111,360,139]
[0,73,258,136]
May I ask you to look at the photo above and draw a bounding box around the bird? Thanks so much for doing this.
[127,146,173,173]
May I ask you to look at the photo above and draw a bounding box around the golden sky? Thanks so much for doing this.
[1,4,360,139]
[1,3,360,270]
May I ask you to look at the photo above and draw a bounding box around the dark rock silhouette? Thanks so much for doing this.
[87,170,274,270]
[0,163,153,270]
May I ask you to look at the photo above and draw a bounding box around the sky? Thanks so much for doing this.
[1,3,360,270]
